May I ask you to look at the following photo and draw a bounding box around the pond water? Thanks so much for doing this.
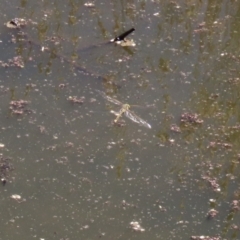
[0,1,240,240]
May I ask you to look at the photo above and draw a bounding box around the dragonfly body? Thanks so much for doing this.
[97,91,151,129]
[114,104,130,123]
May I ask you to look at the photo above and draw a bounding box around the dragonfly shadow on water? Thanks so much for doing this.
[97,90,152,129]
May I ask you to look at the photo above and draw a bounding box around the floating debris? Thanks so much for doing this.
[5,18,36,29]
[0,56,24,68]
[38,125,47,134]
[1,178,6,186]
[120,200,136,210]
[207,141,232,150]
[84,2,95,7]
[5,18,27,29]
[230,200,240,211]
[170,124,181,133]
[193,22,208,33]
[230,224,240,230]
[207,208,218,219]
[191,236,221,240]
[67,96,85,104]
[10,194,21,200]
[158,205,167,212]
[201,175,221,192]
[10,194,25,203]
[0,156,13,184]
[58,83,68,89]
[9,100,30,115]
[129,221,145,232]
[181,112,203,124]
[45,35,65,44]
[9,56,24,68]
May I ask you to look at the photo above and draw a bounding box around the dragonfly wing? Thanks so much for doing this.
[97,90,122,106]
[124,110,151,129]
[110,110,120,116]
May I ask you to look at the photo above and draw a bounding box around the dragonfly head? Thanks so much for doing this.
[123,104,130,110]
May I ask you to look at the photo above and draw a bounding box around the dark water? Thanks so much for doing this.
[0,1,240,240]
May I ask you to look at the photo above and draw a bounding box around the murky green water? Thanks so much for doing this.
[1,1,240,239]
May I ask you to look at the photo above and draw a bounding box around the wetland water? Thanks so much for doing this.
[1,1,240,240]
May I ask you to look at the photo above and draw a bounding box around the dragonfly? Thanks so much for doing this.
[97,90,151,129]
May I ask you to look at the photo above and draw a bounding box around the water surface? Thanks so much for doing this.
[0,1,240,240]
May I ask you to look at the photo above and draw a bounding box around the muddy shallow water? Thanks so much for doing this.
[0,1,240,240]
